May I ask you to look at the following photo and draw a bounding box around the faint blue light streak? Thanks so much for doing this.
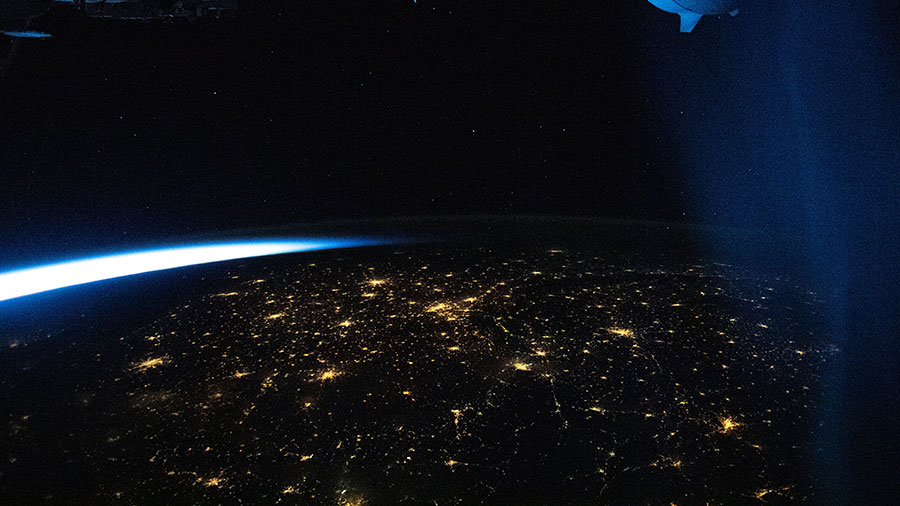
[2,31,53,38]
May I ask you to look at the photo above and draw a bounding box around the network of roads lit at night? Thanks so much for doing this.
[1,246,835,505]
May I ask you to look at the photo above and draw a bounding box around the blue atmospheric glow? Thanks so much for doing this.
[0,240,377,302]
[2,31,53,38]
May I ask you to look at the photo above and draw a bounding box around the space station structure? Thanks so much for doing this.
[76,0,237,21]
[1,0,236,38]
[647,0,740,32]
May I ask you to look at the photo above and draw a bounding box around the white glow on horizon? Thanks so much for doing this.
[0,240,370,302]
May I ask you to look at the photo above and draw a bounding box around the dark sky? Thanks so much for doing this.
[0,1,672,247]
[2,0,893,253]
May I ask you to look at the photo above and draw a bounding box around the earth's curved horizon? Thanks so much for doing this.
[1,232,835,505]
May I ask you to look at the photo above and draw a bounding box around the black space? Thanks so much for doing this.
[1,0,724,252]
[1,1,898,254]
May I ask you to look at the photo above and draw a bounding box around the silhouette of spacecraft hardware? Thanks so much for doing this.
[648,0,740,32]
[77,0,237,21]
[1,0,237,37]
[3,0,739,37]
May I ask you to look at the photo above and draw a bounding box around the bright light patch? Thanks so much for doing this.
[2,31,53,38]
[0,240,376,302]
